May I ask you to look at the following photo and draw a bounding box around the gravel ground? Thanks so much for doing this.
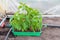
[0,17,60,40]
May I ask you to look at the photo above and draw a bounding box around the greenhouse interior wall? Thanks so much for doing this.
[0,0,60,15]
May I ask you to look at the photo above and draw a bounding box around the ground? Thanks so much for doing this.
[0,17,60,40]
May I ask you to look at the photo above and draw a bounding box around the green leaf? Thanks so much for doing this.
[10,2,42,32]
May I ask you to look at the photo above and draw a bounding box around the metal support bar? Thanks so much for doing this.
[42,15,60,18]
[0,16,7,26]
[43,24,60,28]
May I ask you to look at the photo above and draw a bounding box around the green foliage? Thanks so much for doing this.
[10,2,42,32]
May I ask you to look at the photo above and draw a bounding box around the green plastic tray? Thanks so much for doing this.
[10,13,42,36]
[12,29,42,36]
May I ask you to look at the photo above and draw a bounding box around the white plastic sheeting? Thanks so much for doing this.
[0,0,60,15]
[0,0,6,10]
[0,0,6,17]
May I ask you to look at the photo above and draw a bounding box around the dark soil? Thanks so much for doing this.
[43,17,60,25]
[0,28,9,35]
[0,17,60,40]
[1,27,60,40]
[14,28,40,32]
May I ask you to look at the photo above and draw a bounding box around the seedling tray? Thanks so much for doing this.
[12,29,42,36]
[10,17,42,36]
[10,2,42,36]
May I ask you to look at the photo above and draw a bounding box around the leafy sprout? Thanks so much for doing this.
[10,2,42,32]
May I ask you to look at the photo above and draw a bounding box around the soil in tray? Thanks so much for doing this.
[14,30,40,32]
[14,28,40,32]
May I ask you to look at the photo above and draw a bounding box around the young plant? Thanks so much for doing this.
[10,2,42,32]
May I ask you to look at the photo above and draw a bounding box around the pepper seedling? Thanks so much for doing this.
[10,2,42,32]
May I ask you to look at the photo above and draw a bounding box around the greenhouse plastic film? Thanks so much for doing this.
[0,0,60,15]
